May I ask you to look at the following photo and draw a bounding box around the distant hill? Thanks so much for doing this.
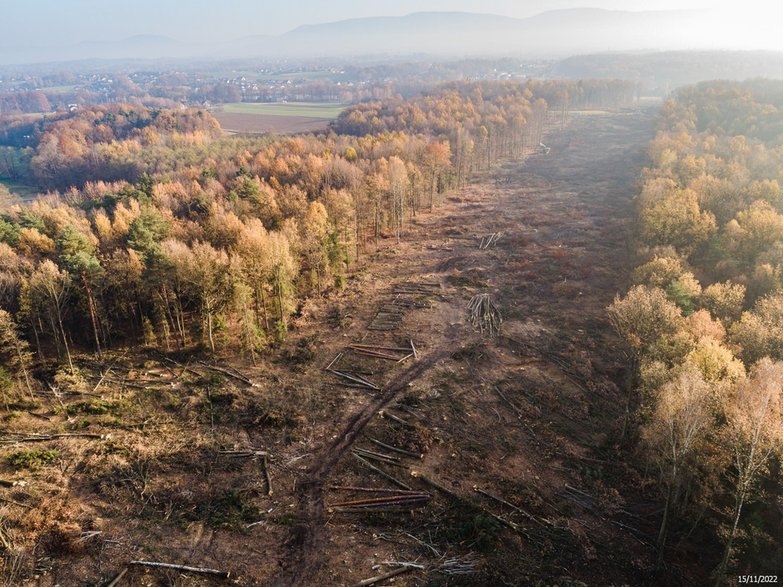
[239,9,716,59]
[0,9,741,65]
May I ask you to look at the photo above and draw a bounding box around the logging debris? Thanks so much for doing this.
[437,556,478,576]
[354,565,416,587]
[329,492,430,510]
[367,436,423,459]
[468,294,502,335]
[411,472,531,536]
[104,567,128,587]
[378,410,414,428]
[328,369,380,390]
[0,433,103,445]
[328,485,425,494]
[479,232,503,250]
[127,560,230,578]
[474,486,549,526]
[353,454,413,491]
[352,448,406,468]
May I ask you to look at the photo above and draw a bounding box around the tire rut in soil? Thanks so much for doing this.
[271,352,446,587]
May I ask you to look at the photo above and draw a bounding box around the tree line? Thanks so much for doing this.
[609,80,783,584]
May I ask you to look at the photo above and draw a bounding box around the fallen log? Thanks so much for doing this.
[474,486,544,525]
[367,437,423,459]
[0,433,103,445]
[196,361,252,385]
[158,356,200,378]
[354,566,415,587]
[352,449,406,469]
[329,370,380,390]
[378,410,414,428]
[128,560,229,579]
[354,455,412,491]
[330,494,429,508]
[328,485,424,495]
[218,449,268,458]
[334,506,424,514]
[411,472,522,534]
[325,352,343,371]
[350,348,404,361]
[353,447,402,463]
[350,344,413,352]
[104,567,128,587]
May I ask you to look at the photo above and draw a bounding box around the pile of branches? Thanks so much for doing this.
[468,294,502,336]
[479,232,503,250]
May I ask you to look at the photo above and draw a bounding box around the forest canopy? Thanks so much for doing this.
[609,79,783,581]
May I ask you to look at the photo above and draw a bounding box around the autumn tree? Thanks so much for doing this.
[641,366,713,569]
[0,309,34,401]
[58,225,103,357]
[608,286,683,362]
[301,201,331,294]
[26,260,73,372]
[729,292,783,363]
[162,240,230,352]
[421,141,451,212]
[714,359,783,585]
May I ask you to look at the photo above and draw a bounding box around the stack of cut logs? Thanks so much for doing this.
[327,486,430,512]
[468,293,503,335]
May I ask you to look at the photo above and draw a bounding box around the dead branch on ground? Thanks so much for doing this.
[128,560,230,578]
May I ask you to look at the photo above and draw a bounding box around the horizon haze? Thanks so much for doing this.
[1,1,782,65]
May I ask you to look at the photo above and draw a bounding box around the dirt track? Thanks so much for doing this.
[267,108,660,586]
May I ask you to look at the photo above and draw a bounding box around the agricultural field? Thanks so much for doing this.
[213,101,347,134]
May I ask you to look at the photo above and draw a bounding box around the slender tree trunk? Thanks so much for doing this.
[12,337,33,399]
[715,489,745,586]
[174,294,187,347]
[429,171,435,212]
[55,306,74,374]
[205,298,215,352]
[656,481,673,571]
[48,312,62,359]
[257,286,269,332]
[82,272,102,359]
[31,319,44,361]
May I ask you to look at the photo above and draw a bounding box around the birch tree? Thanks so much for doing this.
[714,359,783,585]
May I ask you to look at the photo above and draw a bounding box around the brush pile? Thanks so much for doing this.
[467,294,502,335]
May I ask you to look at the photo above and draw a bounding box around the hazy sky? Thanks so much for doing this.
[0,0,778,47]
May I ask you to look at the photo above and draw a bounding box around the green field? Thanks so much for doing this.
[221,102,347,119]
[0,179,39,201]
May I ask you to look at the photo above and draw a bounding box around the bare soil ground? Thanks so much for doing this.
[0,109,671,587]
[212,112,331,134]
